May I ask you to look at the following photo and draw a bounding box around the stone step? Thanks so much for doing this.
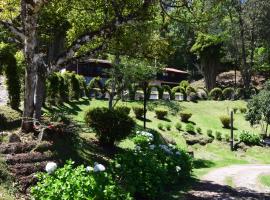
[0,142,53,154]
[9,161,48,176]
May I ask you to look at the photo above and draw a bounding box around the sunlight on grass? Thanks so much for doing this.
[259,174,270,188]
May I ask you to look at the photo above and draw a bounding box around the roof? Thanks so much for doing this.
[80,59,112,65]
[165,67,189,74]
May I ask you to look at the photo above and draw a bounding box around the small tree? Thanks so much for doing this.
[246,81,270,136]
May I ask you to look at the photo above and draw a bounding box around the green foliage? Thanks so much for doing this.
[175,122,182,131]
[155,109,168,120]
[162,85,174,100]
[196,127,202,134]
[166,124,171,131]
[219,115,231,128]
[240,107,247,114]
[31,160,132,200]
[207,129,214,138]
[0,106,21,130]
[224,134,230,142]
[180,112,192,122]
[235,88,245,99]
[179,80,190,89]
[115,106,131,115]
[186,123,195,134]
[209,87,223,100]
[222,88,234,100]
[233,107,238,114]
[84,107,135,146]
[186,86,196,95]
[158,123,164,130]
[46,73,60,105]
[70,73,81,100]
[215,131,222,141]
[111,146,192,199]
[132,106,145,118]
[187,92,198,102]
[240,131,261,146]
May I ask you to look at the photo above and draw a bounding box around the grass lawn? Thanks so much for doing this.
[259,174,270,188]
[44,98,270,180]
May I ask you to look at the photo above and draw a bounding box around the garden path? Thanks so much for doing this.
[0,76,8,105]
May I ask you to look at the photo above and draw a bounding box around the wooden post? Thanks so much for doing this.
[143,82,147,129]
[230,110,234,151]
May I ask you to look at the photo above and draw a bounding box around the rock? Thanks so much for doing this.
[184,134,214,146]
[8,133,21,143]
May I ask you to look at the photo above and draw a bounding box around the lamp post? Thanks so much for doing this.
[230,110,234,151]
[143,81,148,129]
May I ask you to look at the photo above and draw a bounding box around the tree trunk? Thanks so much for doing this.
[201,56,218,91]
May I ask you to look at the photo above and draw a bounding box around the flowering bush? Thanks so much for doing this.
[111,144,192,199]
[32,160,133,200]
[132,131,154,146]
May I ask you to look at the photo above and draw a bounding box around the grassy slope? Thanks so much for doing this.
[259,175,270,187]
[44,98,270,179]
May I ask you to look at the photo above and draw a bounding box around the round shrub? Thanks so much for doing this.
[186,86,196,95]
[31,160,132,200]
[155,109,168,119]
[240,131,261,146]
[239,107,247,113]
[196,127,202,134]
[116,106,131,115]
[70,73,81,100]
[158,123,164,130]
[219,115,231,128]
[0,106,21,130]
[222,87,234,100]
[180,80,189,89]
[84,107,135,146]
[111,145,192,199]
[235,88,245,99]
[186,123,195,134]
[233,107,238,114]
[180,112,192,122]
[175,122,182,131]
[215,131,222,141]
[46,73,60,105]
[166,124,171,131]
[209,87,223,100]
[132,106,145,118]
[207,129,214,138]
[187,92,198,102]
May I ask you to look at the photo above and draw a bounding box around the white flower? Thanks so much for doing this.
[45,162,57,174]
[94,163,106,172]
[176,166,181,172]
[86,166,93,172]
[149,144,156,150]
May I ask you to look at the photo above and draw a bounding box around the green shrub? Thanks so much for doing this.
[180,112,192,122]
[187,92,198,102]
[224,134,230,142]
[180,80,189,89]
[219,115,231,128]
[207,129,214,138]
[158,123,164,130]
[132,106,145,118]
[233,107,238,114]
[239,107,247,113]
[0,106,21,130]
[196,127,202,134]
[70,73,81,100]
[215,131,222,141]
[57,73,69,103]
[116,106,131,115]
[32,160,132,200]
[240,131,261,146]
[84,107,135,146]
[186,123,195,134]
[175,122,182,131]
[46,73,59,105]
[209,87,223,100]
[155,109,168,119]
[111,145,192,199]
[133,135,151,147]
[166,124,171,131]
[186,86,196,95]
[222,87,234,100]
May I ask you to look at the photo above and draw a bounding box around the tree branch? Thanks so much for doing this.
[0,20,25,41]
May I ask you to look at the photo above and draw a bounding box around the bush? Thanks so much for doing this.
[155,109,168,119]
[175,122,182,131]
[116,106,131,115]
[70,73,81,100]
[0,106,21,130]
[196,127,202,134]
[207,129,214,138]
[235,88,245,99]
[180,112,192,122]
[132,106,145,118]
[222,87,234,100]
[224,134,230,142]
[84,107,135,146]
[186,123,195,134]
[46,73,60,105]
[209,87,223,100]
[239,107,247,113]
[240,131,261,146]
[233,107,238,114]
[180,80,189,89]
[219,115,231,128]
[187,92,198,102]
[111,145,192,199]
[166,124,171,131]
[32,160,132,200]
[158,123,164,130]
[215,131,222,141]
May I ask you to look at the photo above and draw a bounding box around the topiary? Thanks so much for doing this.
[196,127,202,134]
[70,73,81,100]
[215,131,222,141]
[207,129,214,138]
[46,73,60,105]
[180,112,192,122]
[219,115,231,128]
[235,88,245,99]
[209,87,223,100]
[179,80,189,89]
[239,107,247,113]
[187,92,198,102]
[222,87,234,100]
[116,106,131,115]
[186,123,195,134]
[84,107,135,146]
[0,106,21,130]
[166,124,171,131]
[158,123,164,130]
[132,106,145,118]
[155,109,168,120]
[175,122,182,131]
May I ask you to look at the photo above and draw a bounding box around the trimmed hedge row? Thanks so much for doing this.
[0,106,21,130]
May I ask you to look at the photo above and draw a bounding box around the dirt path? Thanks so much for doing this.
[185,164,270,200]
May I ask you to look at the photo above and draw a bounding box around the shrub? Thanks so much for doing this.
[111,145,192,199]
[180,112,192,122]
[235,88,245,99]
[222,87,234,100]
[180,80,189,89]
[70,73,81,100]
[132,106,145,118]
[84,107,135,146]
[46,73,59,105]
[239,107,247,113]
[155,109,168,119]
[209,87,223,100]
[166,124,171,131]
[196,127,202,134]
[233,107,238,114]
[240,131,261,146]
[175,122,182,131]
[0,106,21,130]
[32,160,132,200]
[158,123,164,130]
[215,131,222,141]
[133,131,154,147]
[207,129,214,138]
[187,92,198,102]
[186,86,196,95]
[116,106,131,115]
[186,123,195,134]
[219,115,231,128]
[224,134,230,142]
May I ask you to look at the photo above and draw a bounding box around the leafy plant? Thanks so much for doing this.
[209,87,223,100]
[186,123,195,134]
[222,87,234,100]
[0,106,21,130]
[175,122,182,131]
[196,127,202,134]
[240,107,247,114]
[207,129,214,138]
[116,106,131,115]
[180,112,192,122]
[240,131,261,146]
[219,115,231,128]
[233,107,238,114]
[166,124,171,131]
[224,134,230,142]
[215,131,222,141]
[155,109,168,120]
[158,123,164,130]
[132,106,145,118]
